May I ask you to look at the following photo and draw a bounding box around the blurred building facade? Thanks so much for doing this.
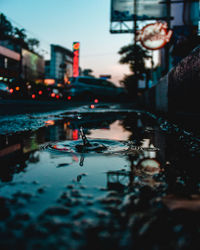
[0,39,45,83]
[45,44,73,86]
[0,40,21,81]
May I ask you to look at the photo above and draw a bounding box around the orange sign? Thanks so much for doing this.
[73,42,80,77]
[136,22,173,50]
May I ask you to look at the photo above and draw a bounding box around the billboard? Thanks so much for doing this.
[111,0,167,21]
[73,42,80,77]
[22,49,44,81]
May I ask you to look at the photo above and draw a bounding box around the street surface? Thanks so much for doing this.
[1,101,200,250]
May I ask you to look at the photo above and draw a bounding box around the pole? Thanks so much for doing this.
[133,0,138,90]
[165,0,171,74]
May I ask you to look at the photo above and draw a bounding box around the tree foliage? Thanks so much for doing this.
[0,13,13,39]
[118,43,150,97]
[0,13,40,53]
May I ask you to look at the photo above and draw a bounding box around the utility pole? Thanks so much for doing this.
[165,0,171,74]
[133,0,138,90]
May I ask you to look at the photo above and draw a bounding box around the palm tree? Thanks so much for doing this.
[14,27,27,40]
[118,43,150,97]
[14,27,28,48]
[27,38,40,51]
[0,13,13,39]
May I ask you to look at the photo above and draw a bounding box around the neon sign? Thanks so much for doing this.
[136,22,173,50]
[73,42,80,77]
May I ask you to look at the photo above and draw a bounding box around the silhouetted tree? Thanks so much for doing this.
[27,38,40,51]
[0,13,13,39]
[119,43,150,97]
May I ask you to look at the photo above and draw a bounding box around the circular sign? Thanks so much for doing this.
[73,43,80,50]
[137,22,173,50]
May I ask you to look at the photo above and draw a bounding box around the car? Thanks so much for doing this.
[66,76,127,101]
[0,82,10,99]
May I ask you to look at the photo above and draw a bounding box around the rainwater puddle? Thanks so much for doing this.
[0,111,161,216]
[1,110,200,249]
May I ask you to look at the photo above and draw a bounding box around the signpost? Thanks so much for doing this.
[136,22,173,50]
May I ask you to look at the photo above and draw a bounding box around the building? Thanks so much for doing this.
[45,44,73,85]
[22,49,45,82]
[0,40,21,81]
[0,39,45,83]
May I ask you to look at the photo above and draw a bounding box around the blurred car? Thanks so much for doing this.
[0,82,10,99]
[66,76,127,101]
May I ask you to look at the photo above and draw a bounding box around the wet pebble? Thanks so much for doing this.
[79,185,87,189]
[72,210,84,219]
[44,206,70,216]
[32,180,39,185]
[91,209,109,218]
[85,201,93,206]
[0,197,10,219]
[14,212,31,221]
[66,184,74,189]
[98,196,122,205]
[37,187,46,194]
[13,191,33,201]
[70,189,82,198]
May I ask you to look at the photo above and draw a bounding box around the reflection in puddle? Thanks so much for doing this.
[88,120,132,141]
[47,139,129,154]
[1,110,200,249]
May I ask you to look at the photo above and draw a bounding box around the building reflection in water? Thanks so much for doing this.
[0,113,125,182]
[0,112,166,188]
[106,113,162,191]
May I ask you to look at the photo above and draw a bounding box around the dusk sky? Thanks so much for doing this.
[1,0,133,85]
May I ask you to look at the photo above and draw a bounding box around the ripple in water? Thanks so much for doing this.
[45,139,129,154]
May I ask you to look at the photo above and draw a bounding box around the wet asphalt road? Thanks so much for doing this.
[1,100,200,250]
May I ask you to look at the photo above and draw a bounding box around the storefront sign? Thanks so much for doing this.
[136,22,173,50]
[73,42,80,77]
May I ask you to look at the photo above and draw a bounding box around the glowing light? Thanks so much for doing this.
[73,42,80,50]
[44,79,55,85]
[90,104,95,109]
[94,99,99,103]
[51,93,56,98]
[73,42,80,77]
[9,88,13,93]
[56,95,60,99]
[45,120,55,126]
[32,94,36,99]
[15,86,20,91]
[38,90,43,95]
[72,129,79,140]
[67,96,72,100]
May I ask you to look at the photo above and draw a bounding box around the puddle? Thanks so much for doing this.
[47,139,129,154]
[1,110,200,249]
